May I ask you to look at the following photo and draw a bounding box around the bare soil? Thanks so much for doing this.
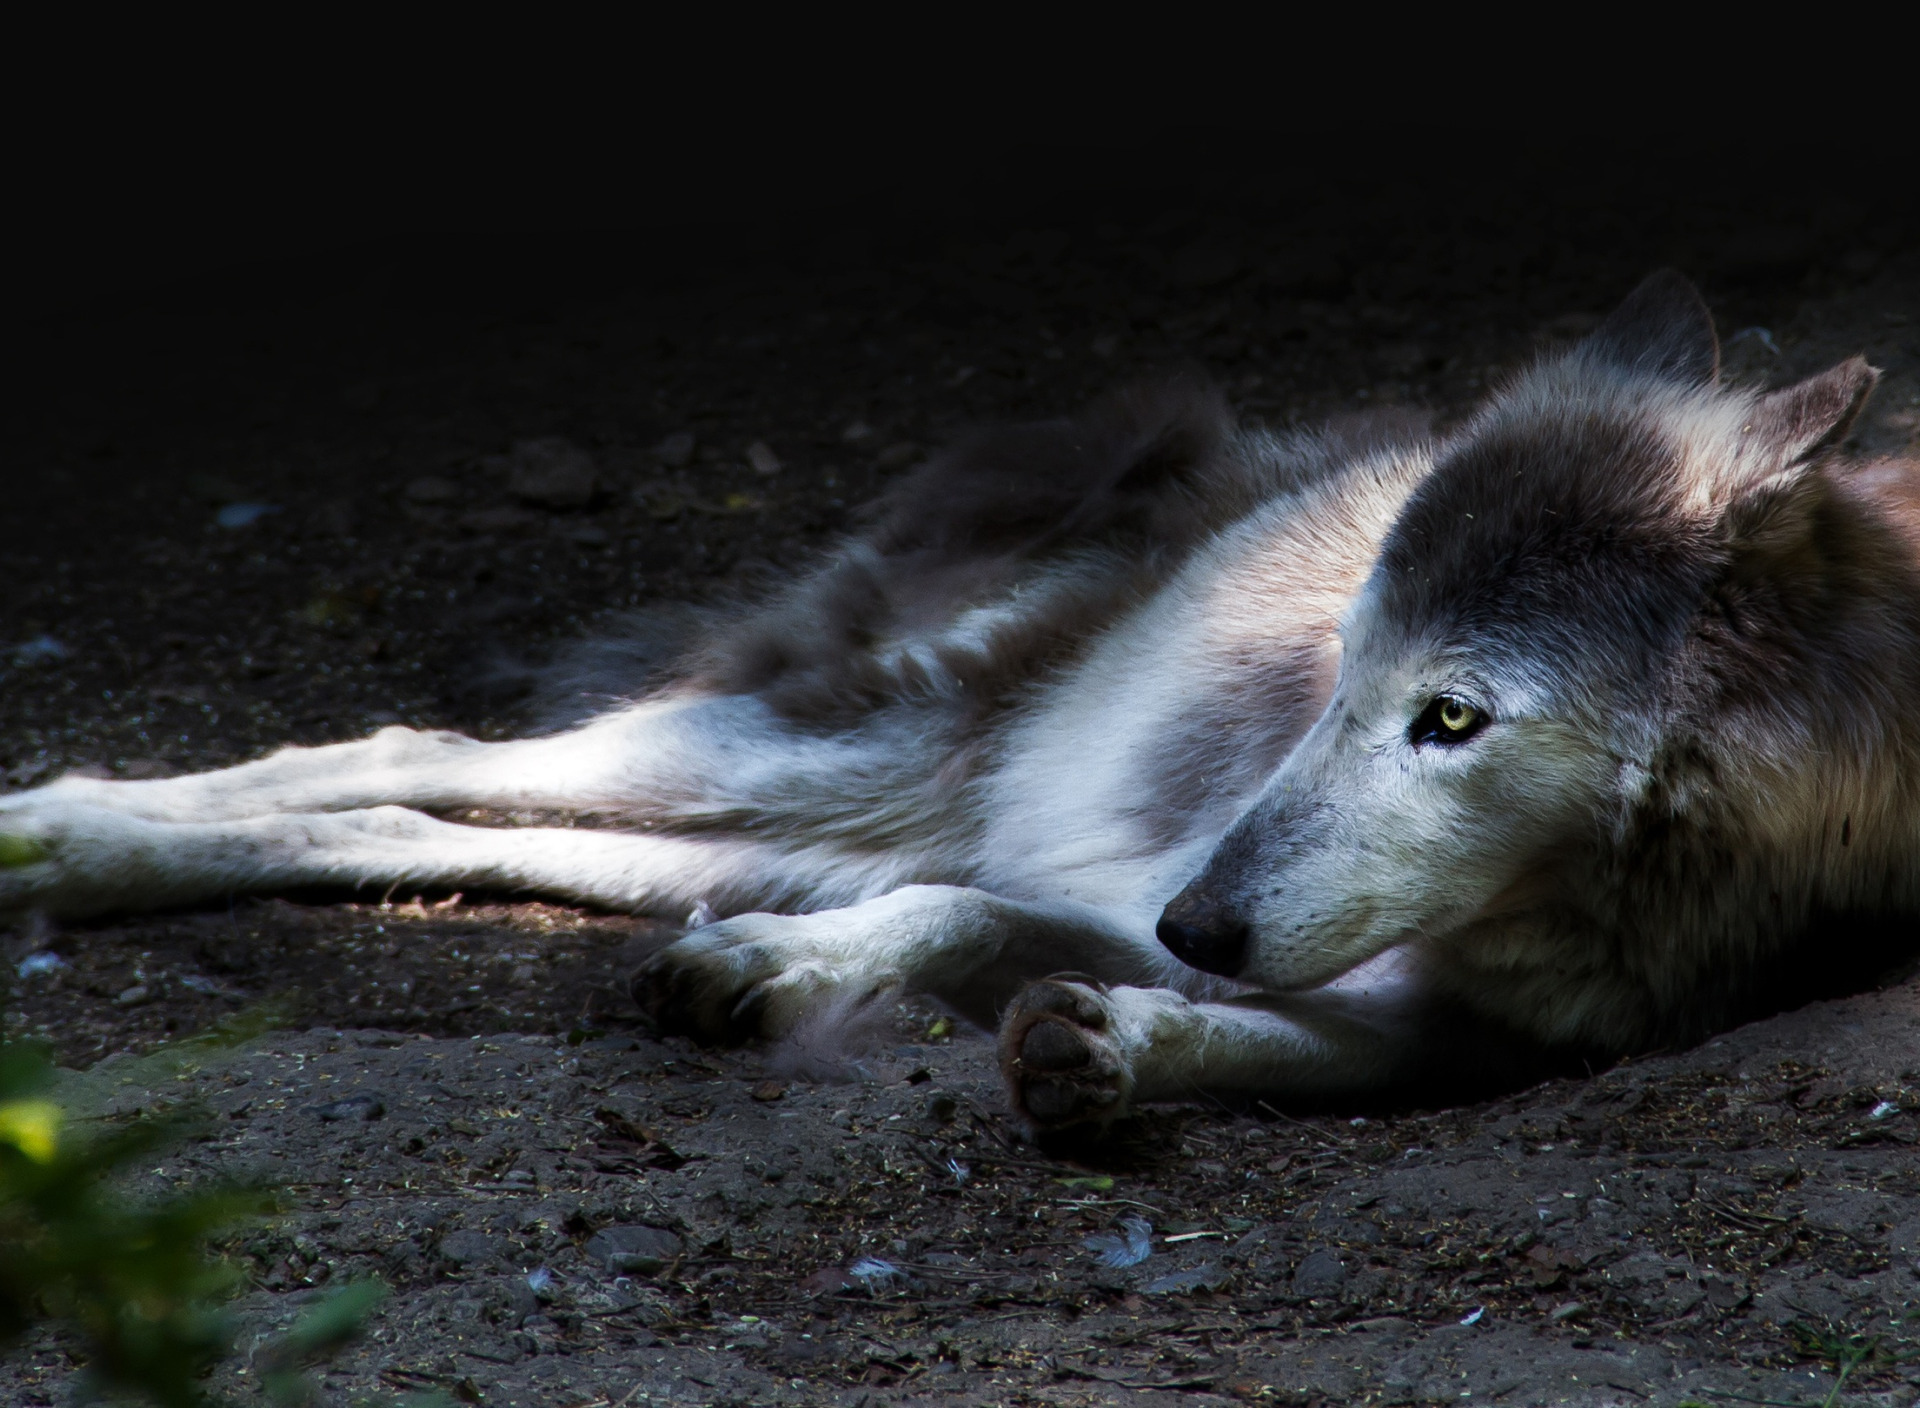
[8,162,1920,1405]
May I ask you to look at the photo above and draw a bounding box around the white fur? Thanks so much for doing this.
[5,280,1906,1130]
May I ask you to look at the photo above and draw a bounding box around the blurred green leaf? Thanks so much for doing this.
[0,833,48,867]
[1,1012,391,1406]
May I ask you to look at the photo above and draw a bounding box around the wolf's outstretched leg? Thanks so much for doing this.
[0,696,789,825]
[999,964,1542,1130]
[630,886,1194,1042]
[0,800,888,921]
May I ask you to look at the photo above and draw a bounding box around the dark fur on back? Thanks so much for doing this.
[682,379,1288,726]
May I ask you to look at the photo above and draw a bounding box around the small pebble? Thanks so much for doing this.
[746,441,782,476]
[313,1092,386,1122]
[215,503,282,528]
[505,438,599,508]
[438,1230,506,1268]
[12,635,69,666]
[1143,1263,1224,1295]
[585,1224,682,1274]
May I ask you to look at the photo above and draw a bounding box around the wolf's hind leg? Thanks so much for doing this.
[0,800,871,921]
[1000,963,1542,1130]
[0,696,763,825]
[630,885,1181,1043]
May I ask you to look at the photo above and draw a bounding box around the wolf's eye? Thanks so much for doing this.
[1411,695,1486,747]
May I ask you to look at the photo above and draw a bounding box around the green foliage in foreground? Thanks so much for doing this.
[0,1017,408,1406]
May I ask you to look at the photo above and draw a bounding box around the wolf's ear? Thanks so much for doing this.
[1746,357,1878,466]
[1717,358,1880,556]
[1584,270,1719,386]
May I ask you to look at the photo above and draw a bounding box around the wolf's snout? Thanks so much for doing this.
[1155,889,1249,977]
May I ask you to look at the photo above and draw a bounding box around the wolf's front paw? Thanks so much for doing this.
[627,913,893,1044]
[999,977,1135,1131]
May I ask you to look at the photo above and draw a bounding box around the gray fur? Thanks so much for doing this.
[4,272,1913,1129]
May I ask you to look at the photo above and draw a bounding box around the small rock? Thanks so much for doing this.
[404,476,461,504]
[12,635,69,666]
[178,974,244,1000]
[313,1092,385,1122]
[751,1080,788,1102]
[215,503,282,529]
[502,1277,539,1326]
[439,1230,507,1269]
[1291,1248,1347,1298]
[16,952,65,978]
[746,441,782,476]
[584,1224,683,1275]
[1143,1262,1226,1295]
[801,1265,854,1296]
[113,984,153,1007]
[1700,1273,1749,1309]
[654,431,696,467]
[504,437,599,508]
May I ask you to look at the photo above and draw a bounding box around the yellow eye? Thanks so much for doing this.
[1412,694,1487,746]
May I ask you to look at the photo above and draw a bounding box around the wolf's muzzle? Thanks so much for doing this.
[1155,890,1249,977]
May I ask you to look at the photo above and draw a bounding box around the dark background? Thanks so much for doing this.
[12,96,1920,1408]
[10,122,1917,780]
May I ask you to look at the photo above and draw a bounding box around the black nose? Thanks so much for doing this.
[1155,894,1250,977]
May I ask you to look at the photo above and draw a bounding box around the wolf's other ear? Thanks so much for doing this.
[1716,358,1881,561]
[1583,270,1719,386]
[1747,357,1878,465]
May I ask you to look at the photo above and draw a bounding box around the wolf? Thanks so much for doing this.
[3,272,1912,1131]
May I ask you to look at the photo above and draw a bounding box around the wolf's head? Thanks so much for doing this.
[1159,272,1891,1010]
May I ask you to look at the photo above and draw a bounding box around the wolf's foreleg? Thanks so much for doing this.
[630,885,1184,1042]
[0,801,880,920]
[999,967,1534,1130]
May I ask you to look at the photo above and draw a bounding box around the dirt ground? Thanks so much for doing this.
[8,156,1920,1405]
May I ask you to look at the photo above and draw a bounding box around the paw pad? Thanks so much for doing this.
[1018,977,1111,1029]
[1000,979,1132,1131]
[1020,1018,1092,1071]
